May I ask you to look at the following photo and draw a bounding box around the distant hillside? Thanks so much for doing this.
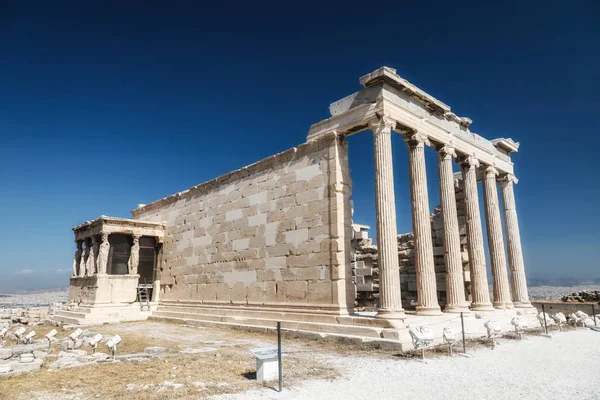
[528,277,600,287]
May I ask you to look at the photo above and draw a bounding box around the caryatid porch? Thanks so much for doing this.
[308,66,532,319]
[69,216,165,306]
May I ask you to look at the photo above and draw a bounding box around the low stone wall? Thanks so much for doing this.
[68,275,139,305]
[131,133,354,314]
[531,301,599,318]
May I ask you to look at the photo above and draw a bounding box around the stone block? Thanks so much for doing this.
[354,275,365,284]
[284,229,309,246]
[357,283,375,292]
[354,267,373,276]
[230,283,247,304]
[295,267,321,281]
[308,281,333,304]
[280,281,308,302]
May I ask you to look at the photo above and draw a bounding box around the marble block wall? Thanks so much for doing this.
[131,133,354,314]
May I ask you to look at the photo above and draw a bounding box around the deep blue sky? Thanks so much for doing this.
[1,1,598,290]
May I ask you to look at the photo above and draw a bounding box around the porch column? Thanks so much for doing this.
[72,240,83,277]
[404,132,441,315]
[437,146,469,313]
[458,156,494,311]
[96,233,110,274]
[86,236,98,275]
[482,166,513,309]
[499,174,533,307]
[128,234,141,275]
[79,238,89,277]
[369,116,405,320]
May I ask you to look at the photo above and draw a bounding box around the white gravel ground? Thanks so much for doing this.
[218,330,600,400]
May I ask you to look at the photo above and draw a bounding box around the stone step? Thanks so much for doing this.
[51,314,83,325]
[149,314,402,347]
[152,309,384,338]
[54,310,88,319]
[154,304,391,329]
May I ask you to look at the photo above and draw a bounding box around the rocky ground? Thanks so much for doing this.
[1,320,598,399]
[527,285,600,301]
[0,290,67,307]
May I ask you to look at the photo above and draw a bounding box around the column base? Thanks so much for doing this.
[415,306,443,316]
[493,302,515,309]
[471,302,495,311]
[444,304,471,313]
[375,308,406,320]
[513,301,534,309]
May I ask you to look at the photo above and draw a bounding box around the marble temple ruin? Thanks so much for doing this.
[54,67,536,347]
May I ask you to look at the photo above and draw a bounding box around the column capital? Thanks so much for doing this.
[482,164,499,176]
[457,155,480,169]
[436,144,456,159]
[498,173,519,186]
[368,115,396,135]
[132,234,141,241]
[403,131,430,148]
[100,232,109,241]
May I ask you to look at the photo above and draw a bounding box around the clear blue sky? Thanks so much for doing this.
[1,1,598,290]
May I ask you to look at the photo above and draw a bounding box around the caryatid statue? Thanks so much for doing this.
[86,236,98,275]
[72,240,83,277]
[96,233,110,274]
[79,239,90,277]
[128,235,140,275]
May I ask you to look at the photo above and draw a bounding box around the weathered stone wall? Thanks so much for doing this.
[353,179,471,310]
[131,133,354,314]
[68,275,139,305]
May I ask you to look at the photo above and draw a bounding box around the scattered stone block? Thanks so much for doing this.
[20,354,35,363]
[144,346,168,355]
[0,348,11,360]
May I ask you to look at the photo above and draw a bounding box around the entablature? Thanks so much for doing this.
[73,216,165,243]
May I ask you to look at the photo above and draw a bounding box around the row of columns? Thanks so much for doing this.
[72,234,141,277]
[370,116,531,319]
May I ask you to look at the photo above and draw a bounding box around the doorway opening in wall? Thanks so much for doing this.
[107,234,132,275]
[138,237,156,300]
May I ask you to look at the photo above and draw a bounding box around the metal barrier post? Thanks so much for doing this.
[461,312,466,353]
[277,322,282,392]
[542,304,549,335]
[593,304,597,327]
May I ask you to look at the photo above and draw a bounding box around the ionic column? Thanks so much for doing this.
[128,234,141,275]
[499,174,532,307]
[79,238,89,277]
[96,233,110,275]
[404,132,441,316]
[72,240,83,277]
[369,116,405,320]
[437,146,469,313]
[458,156,494,311]
[482,166,513,309]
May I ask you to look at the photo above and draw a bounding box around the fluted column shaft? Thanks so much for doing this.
[437,146,469,313]
[482,166,513,309]
[459,157,494,310]
[405,133,441,315]
[370,117,405,320]
[500,174,532,307]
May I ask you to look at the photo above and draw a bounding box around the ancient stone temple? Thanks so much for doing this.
[55,67,536,347]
